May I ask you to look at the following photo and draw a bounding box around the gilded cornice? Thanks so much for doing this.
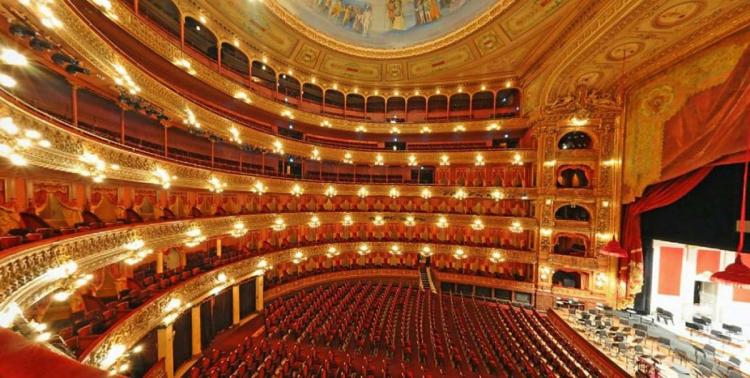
[260,0,515,59]
[26,0,537,163]
[79,0,527,135]
[3,95,539,198]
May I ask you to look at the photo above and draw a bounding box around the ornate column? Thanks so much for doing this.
[190,306,201,356]
[156,324,175,378]
[71,83,79,127]
[156,251,164,274]
[232,284,240,325]
[255,275,264,311]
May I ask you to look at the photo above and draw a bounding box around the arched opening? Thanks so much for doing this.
[324,90,345,110]
[346,94,365,117]
[302,83,323,104]
[471,91,494,118]
[496,88,520,117]
[250,61,276,89]
[556,166,591,188]
[366,96,385,121]
[219,43,249,76]
[554,205,591,222]
[553,234,588,256]
[449,93,470,119]
[406,96,427,121]
[558,131,593,150]
[552,270,587,289]
[184,17,217,61]
[138,0,180,39]
[278,74,301,98]
[427,95,448,119]
[386,97,406,121]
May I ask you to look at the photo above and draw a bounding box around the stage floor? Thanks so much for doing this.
[555,308,750,378]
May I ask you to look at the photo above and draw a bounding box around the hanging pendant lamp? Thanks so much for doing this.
[711,105,750,287]
[711,254,750,287]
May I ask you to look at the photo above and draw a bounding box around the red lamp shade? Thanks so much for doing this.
[711,254,750,287]
[599,239,628,258]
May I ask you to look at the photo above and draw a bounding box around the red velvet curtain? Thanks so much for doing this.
[622,166,712,253]
[659,45,750,183]
[622,45,750,254]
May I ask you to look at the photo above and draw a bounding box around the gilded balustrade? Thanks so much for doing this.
[78,0,526,134]
[0,210,537,312]
[21,0,536,165]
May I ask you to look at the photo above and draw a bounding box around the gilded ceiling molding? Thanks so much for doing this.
[29,0,536,162]
[260,0,516,59]
[538,0,750,109]
[80,0,525,135]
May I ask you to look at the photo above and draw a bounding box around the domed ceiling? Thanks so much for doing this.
[269,0,502,51]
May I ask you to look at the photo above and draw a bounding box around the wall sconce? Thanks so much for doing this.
[271,217,286,232]
[357,243,370,256]
[509,220,523,234]
[153,168,175,189]
[343,152,353,164]
[595,272,608,289]
[310,148,321,161]
[540,266,551,281]
[292,251,307,264]
[420,246,433,257]
[290,183,304,197]
[183,108,200,128]
[251,181,267,196]
[453,188,467,200]
[207,176,227,193]
[490,189,504,201]
[489,250,505,263]
[325,185,337,198]
[326,246,340,258]
[230,222,248,238]
[471,219,485,231]
[540,228,553,237]
[436,216,448,229]
[421,188,432,199]
[342,214,353,226]
[512,153,523,166]
[307,215,320,228]
[0,117,51,166]
[389,187,400,198]
[389,244,402,256]
[184,227,206,247]
[407,155,418,166]
[453,248,467,260]
[374,154,384,166]
[404,215,416,227]
[357,187,369,198]
[474,154,485,166]
[373,214,385,226]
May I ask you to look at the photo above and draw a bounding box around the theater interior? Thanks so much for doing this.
[0,0,748,377]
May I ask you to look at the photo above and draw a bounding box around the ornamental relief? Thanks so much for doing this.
[73,0,527,135]
[4,95,540,197]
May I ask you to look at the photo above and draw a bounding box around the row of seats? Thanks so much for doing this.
[260,282,604,377]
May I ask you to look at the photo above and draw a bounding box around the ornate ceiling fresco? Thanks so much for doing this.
[191,0,750,112]
[198,0,578,83]
[269,0,502,51]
